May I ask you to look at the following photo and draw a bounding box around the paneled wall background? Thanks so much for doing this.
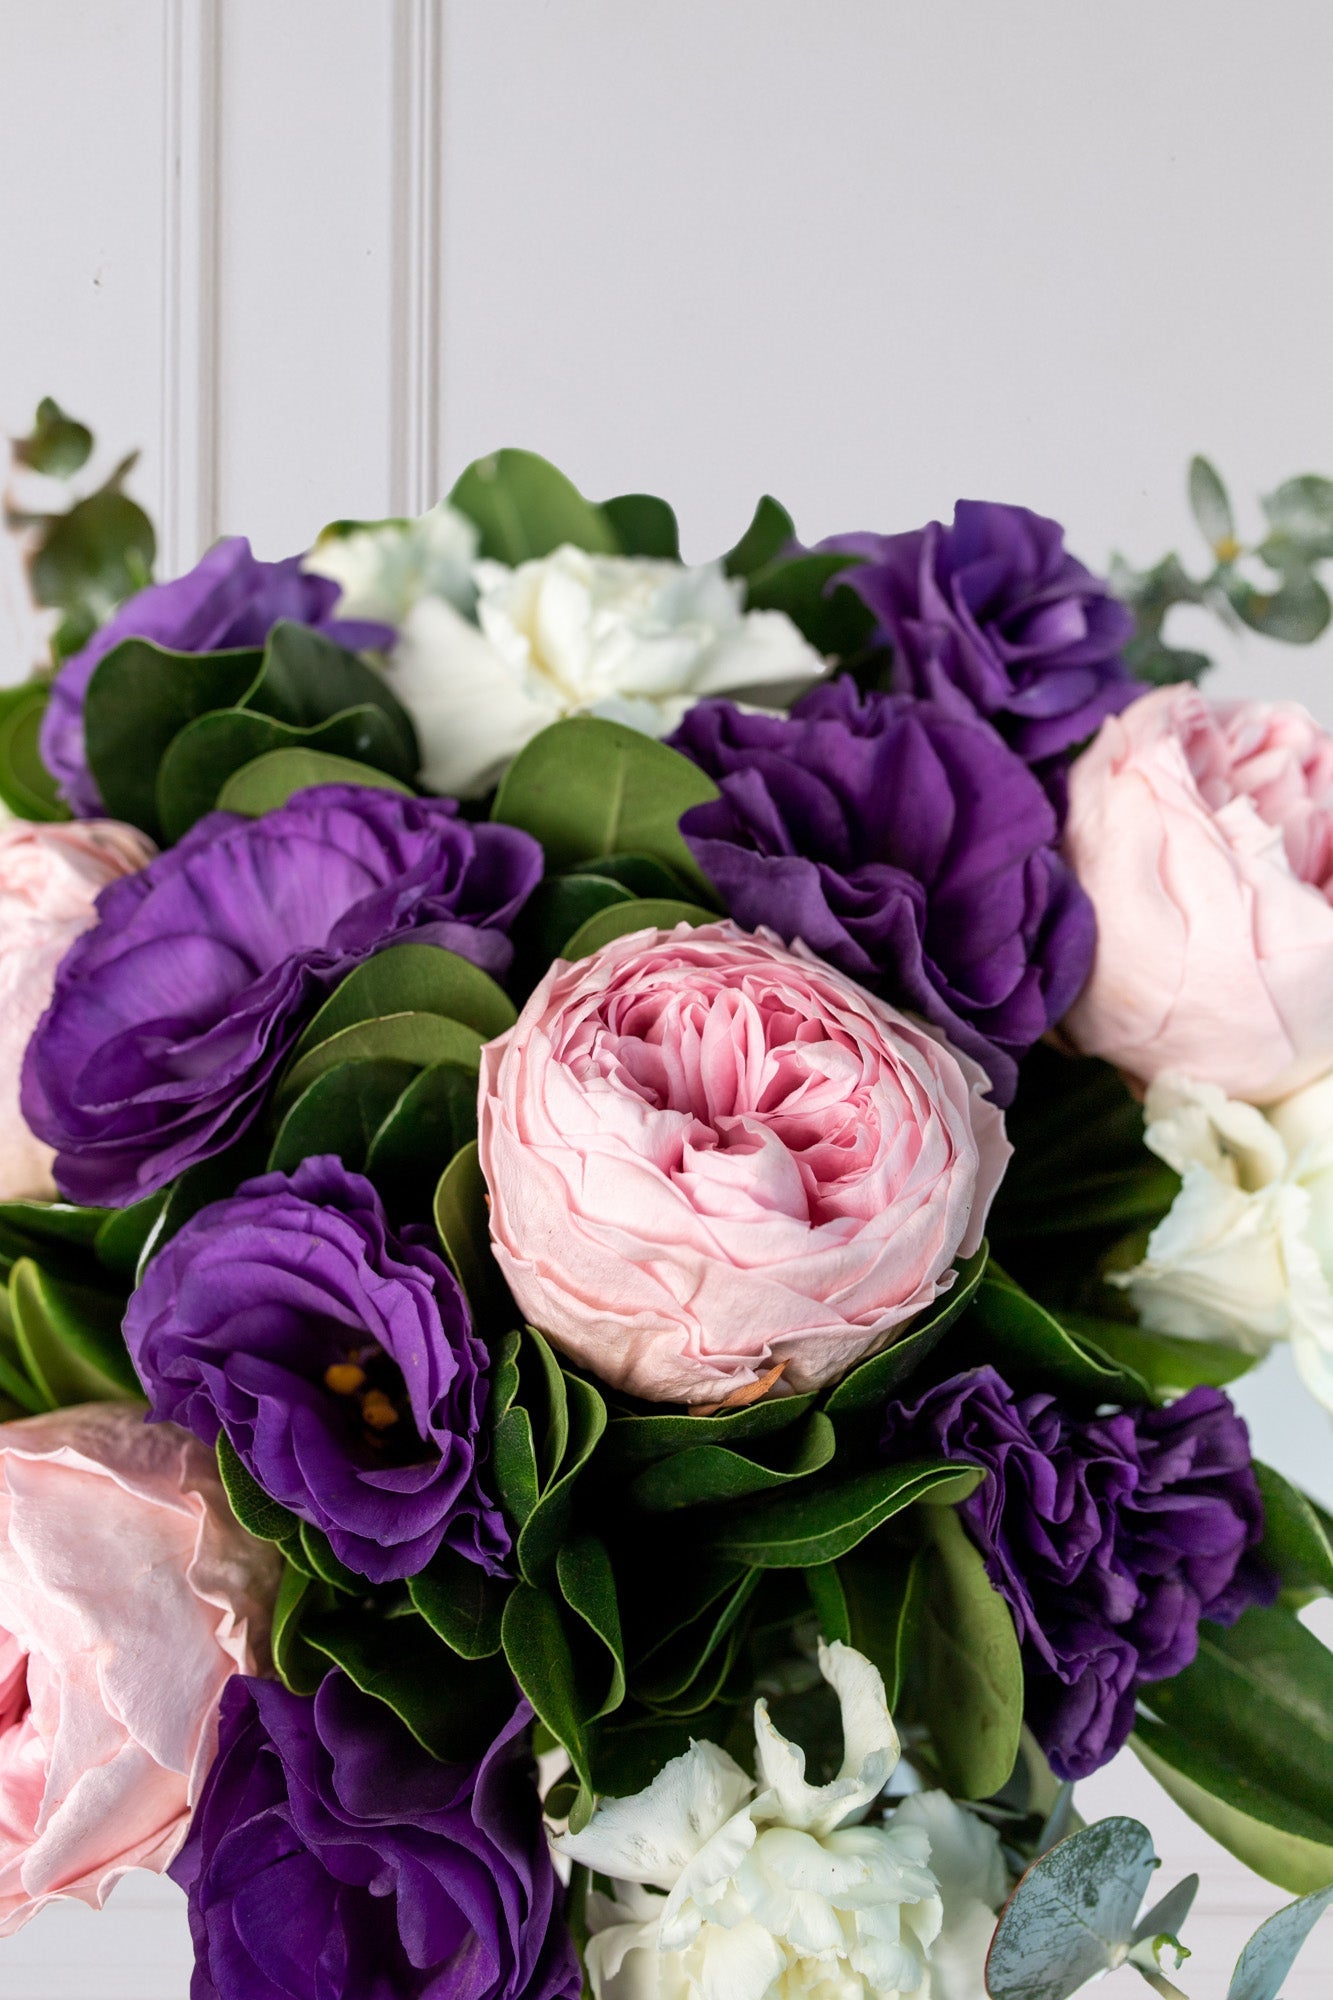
[1,3,1332,1992]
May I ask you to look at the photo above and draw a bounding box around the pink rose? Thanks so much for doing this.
[0,1402,280,1933]
[478,922,1010,1405]
[1062,684,1333,1102]
[0,817,155,1199]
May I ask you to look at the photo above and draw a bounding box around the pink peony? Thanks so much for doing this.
[0,816,154,1199]
[0,1402,280,1933]
[478,922,1009,1405]
[1062,685,1333,1102]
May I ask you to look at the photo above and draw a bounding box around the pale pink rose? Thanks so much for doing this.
[0,1402,280,1933]
[1062,684,1333,1103]
[0,816,155,1198]
[478,922,1010,1405]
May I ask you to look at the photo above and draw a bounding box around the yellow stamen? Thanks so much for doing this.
[324,1362,366,1396]
[360,1388,399,1431]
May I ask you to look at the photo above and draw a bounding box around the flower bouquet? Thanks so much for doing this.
[2,406,1333,1996]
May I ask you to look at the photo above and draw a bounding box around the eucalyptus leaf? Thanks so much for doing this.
[14,397,93,477]
[1189,455,1236,554]
[1228,567,1332,645]
[83,641,260,833]
[491,716,720,905]
[249,624,416,768]
[984,1816,1160,2000]
[293,944,515,1059]
[744,551,874,656]
[450,449,618,563]
[510,873,635,982]
[280,1013,484,1107]
[267,1059,420,1176]
[31,487,155,621]
[709,1459,982,1568]
[217,747,413,814]
[920,1505,1022,1799]
[600,492,680,559]
[579,853,695,898]
[722,495,797,579]
[1227,1882,1333,2000]
[364,1062,480,1219]
[1261,475,1333,561]
[561,896,716,961]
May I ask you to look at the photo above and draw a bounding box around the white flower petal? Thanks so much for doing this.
[557,1738,754,1891]
[752,1640,900,1836]
[304,501,478,623]
[386,595,557,795]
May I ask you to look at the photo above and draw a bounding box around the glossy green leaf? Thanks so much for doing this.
[9,1258,141,1403]
[271,1563,338,1696]
[364,1062,480,1218]
[1189,454,1236,553]
[523,1326,570,1487]
[824,1244,988,1415]
[93,1192,168,1282]
[155,701,416,843]
[217,747,414,814]
[964,1266,1149,1404]
[0,1199,107,1253]
[83,641,260,832]
[744,551,874,656]
[304,1607,515,1763]
[0,682,68,820]
[628,1410,836,1512]
[280,1013,484,1107]
[491,716,720,904]
[984,1817,1159,2000]
[502,1580,595,1791]
[1061,1311,1256,1395]
[709,1459,982,1568]
[518,1374,608,1582]
[450,448,618,562]
[1227,1883,1333,2000]
[920,1506,1022,1799]
[267,1058,420,1176]
[409,1547,508,1659]
[294,1521,360,1593]
[295,945,516,1060]
[561,896,716,962]
[135,1130,272,1276]
[600,492,680,559]
[604,1392,815,1469]
[432,1141,511,1333]
[249,623,415,761]
[511,873,635,981]
[723,495,796,579]
[216,1430,301,1544]
[1254,1462,1333,1598]
[1132,1723,1333,1899]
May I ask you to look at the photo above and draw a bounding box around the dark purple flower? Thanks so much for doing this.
[670,681,1094,1104]
[21,784,542,1206]
[171,1671,581,2000]
[42,536,394,816]
[821,502,1141,786]
[125,1155,507,1583]
[882,1365,1274,1779]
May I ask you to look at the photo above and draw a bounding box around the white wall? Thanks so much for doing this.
[2,4,1333,1992]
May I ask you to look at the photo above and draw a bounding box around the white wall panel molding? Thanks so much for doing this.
[391,0,445,517]
[158,0,221,576]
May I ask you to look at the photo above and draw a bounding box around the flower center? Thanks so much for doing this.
[322,1345,426,1465]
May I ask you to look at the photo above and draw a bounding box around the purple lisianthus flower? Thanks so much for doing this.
[21,784,542,1206]
[822,502,1141,788]
[171,1672,581,2000]
[125,1155,508,1583]
[882,1365,1274,1779]
[42,536,394,816]
[670,680,1094,1104]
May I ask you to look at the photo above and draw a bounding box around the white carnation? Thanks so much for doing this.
[1114,1071,1333,1411]
[557,1642,1005,2000]
[304,500,478,626]
[383,542,827,797]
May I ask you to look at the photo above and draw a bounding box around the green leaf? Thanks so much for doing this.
[0,683,69,820]
[450,448,618,563]
[1261,475,1333,561]
[295,945,516,1061]
[14,397,93,477]
[9,1258,141,1404]
[493,1403,541,1532]
[217,747,414,814]
[304,1606,516,1763]
[824,1244,988,1415]
[561,896,716,961]
[633,1568,760,1711]
[984,1816,1160,2000]
[709,1459,982,1568]
[249,623,414,758]
[558,1534,626,1723]
[364,1062,480,1219]
[83,641,260,834]
[155,701,417,843]
[502,1580,596,1791]
[1227,567,1332,645]
[604,1392,815,1469]
[744,552,874,656]
[628,1410,836,1512]
[580,853,695,898]
[409,1547,509,1659]
[432,1140,511,1333]
[511,873,635,981]
[722,495,796,579]
[298,1521,362,1593]
[30,487,155,617]
[270,1563,337,1696]
[919,1505,1022,1798]
[1254,1462,1333,1598]
[0,1200,107,1253]
[216,1430,301,1543]
[838,1539,924,1710]
[1227,1883,1333,2000]
[93,1193,168,1282]
[279,1013,484,1107]
[1189,455,1236,555]
[1061,1311,1256,1396]
[964,1266,1149,1404]
[267,1058,421,1177]
[1134,1601,1333,1892]
[600,492,680,559]
[805,1562,851,1646]
[491,716,720,905]
[518,1374,608,1582]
